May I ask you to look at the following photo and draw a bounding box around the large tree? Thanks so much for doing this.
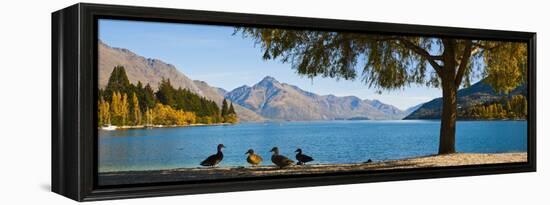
[105,65,131,98]
[221,99,229,118]
[156,78,176,107]
[236,28,527,154]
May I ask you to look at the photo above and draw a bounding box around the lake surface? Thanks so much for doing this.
[98,120,527,172]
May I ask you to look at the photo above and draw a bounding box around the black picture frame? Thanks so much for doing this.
[52,3,536,201]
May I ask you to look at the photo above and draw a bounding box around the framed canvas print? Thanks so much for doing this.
[52,3,536,201]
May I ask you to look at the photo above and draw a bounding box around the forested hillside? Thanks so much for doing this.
[98,66,237,128]
[405,79,527,120]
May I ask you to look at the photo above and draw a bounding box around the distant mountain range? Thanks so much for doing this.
[404,80,527,119]
[405,103,424,116]
[225,76,407,121]
[99,41,408,121]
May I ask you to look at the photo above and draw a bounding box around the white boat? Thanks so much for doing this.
[101,125,117,131]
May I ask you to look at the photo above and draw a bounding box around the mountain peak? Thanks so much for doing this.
[261,76,278,83]
[257,76,280,87]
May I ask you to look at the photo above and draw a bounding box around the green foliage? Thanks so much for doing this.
[228,102,236,115]
[235,28,527,92]
[105,65,131,99]
[155,78,222,119]
[222,101,238,123]
[142,83,156,110]
[221,99,229,117]
[156,78,176,106]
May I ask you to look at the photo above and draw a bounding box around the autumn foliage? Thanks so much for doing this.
[98,66,238,127]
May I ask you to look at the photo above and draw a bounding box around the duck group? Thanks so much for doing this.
[199,145,315,168]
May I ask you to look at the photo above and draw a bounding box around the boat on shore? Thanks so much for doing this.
[101,125,117,131]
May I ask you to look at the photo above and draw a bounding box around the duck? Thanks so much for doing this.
[245,149,263,166]
[295,148,314,165]
[270,147,294,168]
[200,144,225,167]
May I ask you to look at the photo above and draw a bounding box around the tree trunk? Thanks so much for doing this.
[438,77,458,154]
[438,38,458,155]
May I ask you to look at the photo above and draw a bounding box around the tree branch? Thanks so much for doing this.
[370,37,444,59]
[455,40,473,86]
[368,36,445,76]
[432,55,445,61]
[396,37,444,76]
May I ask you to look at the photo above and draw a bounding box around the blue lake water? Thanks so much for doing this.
[98,120,527,172]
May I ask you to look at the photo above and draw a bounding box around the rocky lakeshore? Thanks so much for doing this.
[98,152,527,185]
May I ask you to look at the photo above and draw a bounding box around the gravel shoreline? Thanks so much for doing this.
[98,152,527,186]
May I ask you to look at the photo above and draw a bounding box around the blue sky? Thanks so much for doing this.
[99,19,445,110]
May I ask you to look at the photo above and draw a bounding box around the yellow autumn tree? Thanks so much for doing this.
[98,97,111,126]
[110,91,130,126]
[175,109,197,125]
[121,93,129,126]
[110,92,121,126]
[145,107,154,126]
[131,92,142,126]
[151,103,197,126]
